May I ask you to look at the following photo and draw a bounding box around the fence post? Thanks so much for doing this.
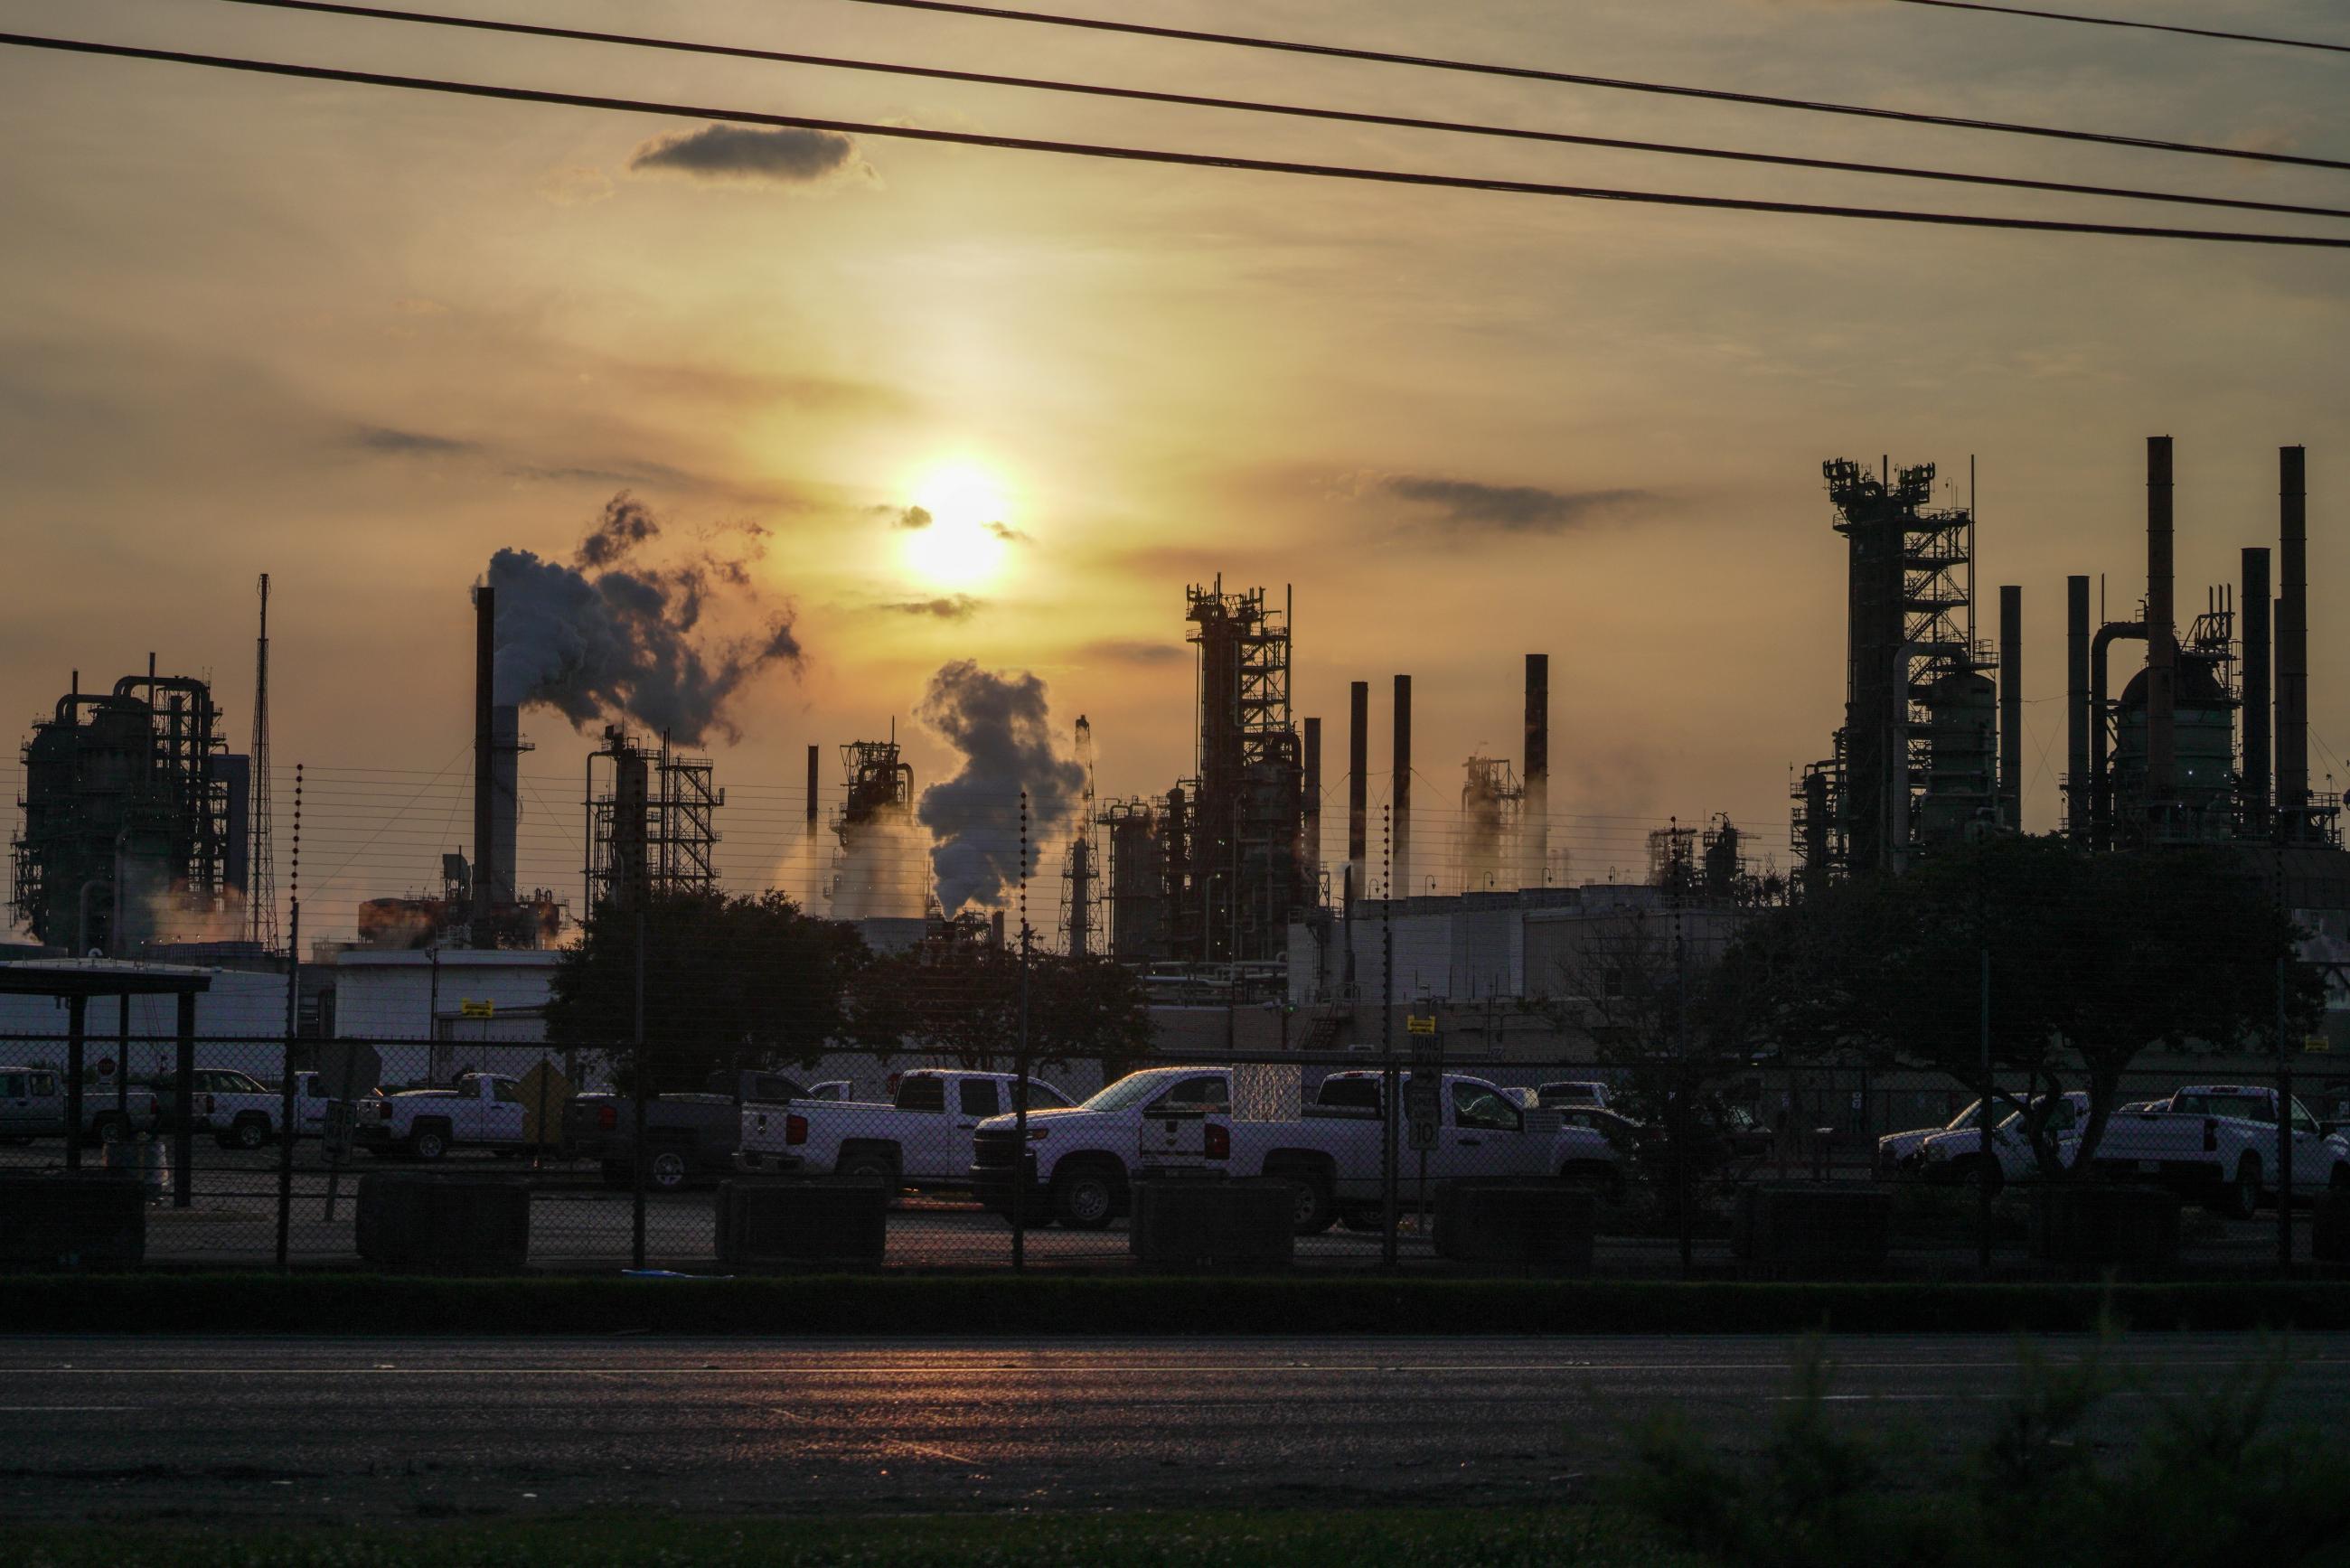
[1379,806,1397,1268]
[631,909,647,1272]
[1013,791,1029,1273]
[1977,947,1994,1280]
[275,895,300,1270]
[2278,952,2294,1276]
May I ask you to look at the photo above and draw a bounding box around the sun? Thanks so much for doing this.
[900,461,1014,591]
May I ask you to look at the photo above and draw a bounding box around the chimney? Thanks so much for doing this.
[2242,547,2271,832]
[1302,715,1322,892]
[2279,445,2309,831]
[1523,653,1549,887]
[2145,437,2176,830]
[805,744,820,830]
[2065,576,2090,842]
[471,583,495,932]
[1347,681,1368,896]
[1998,586,2022,831]
[1392,675,1412,898]
[489,704,520,906]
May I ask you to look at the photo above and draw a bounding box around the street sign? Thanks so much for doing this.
[460,999,495,1019]
[1404,1079,1441,1127]
[2305,1034,2331,1054]
[96,1056,116,1079]
[1408,1118,1438,1151]
[317,1040,382,1101]
[1405,1015,1436,1037]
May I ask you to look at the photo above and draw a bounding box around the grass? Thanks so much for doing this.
[14,1509,1691,1568]
[6,1272,2350,1336]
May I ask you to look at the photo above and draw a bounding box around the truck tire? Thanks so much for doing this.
[225,1115,272,1151]
[409,1123,451,1162]
[1264,1164,1335,1235]
[1339,1205,1385,1234]
[839,1150,901,1190]
[648,1150,691,1191]
[88,1113,129,1148]
[1052,1162,1122,1230]
[2214,1154,2261,1221]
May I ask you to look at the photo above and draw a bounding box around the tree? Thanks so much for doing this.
[1714,836,2319,1174]
[545,890,868,1092]
[842,935,1153,1078]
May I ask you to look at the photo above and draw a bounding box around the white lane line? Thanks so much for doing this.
[0,1405,146,1412]
[6,1357,2336,1376]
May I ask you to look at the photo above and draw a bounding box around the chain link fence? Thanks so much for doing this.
[3,1032,2343,1275]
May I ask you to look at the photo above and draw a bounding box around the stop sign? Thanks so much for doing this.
[97,1056,116,1079]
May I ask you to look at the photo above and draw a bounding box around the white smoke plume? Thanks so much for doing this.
[489,493,800,745]
[829,810,931,921]
[916,662,1086,915]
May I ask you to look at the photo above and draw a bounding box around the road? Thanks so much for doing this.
[1,1333,2343,1522]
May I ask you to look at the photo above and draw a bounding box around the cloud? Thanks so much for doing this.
[540,165,615,206]
[881,595,983,620]
[888,504,933,530]
[1377,474,1659,534]
[1081,638,1185,665]
[351,425,480,456]
[982,520,1029,543]
[628,124,869,187]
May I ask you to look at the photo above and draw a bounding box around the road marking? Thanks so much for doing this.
[0,1405,145,1412]
[9,1357,2335,1376]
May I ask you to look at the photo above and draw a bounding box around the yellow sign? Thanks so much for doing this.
[460,1000,495,1019]
[1405,1016,1437,1036]
[2305,1034,2331,1054]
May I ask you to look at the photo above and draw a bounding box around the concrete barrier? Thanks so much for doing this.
[1434,1180,1594,1276]
[2028,1184,2180,1274]
[355,1174,531,1273]
[0,1172,145,1271]
[1130,1178,1293,1271]
[1734,1185,1892,1279]
[717,1178,888,1268]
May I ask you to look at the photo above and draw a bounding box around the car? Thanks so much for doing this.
[1915,1093,2090,1189]
[1880,1100,1994,1174]
[355,1072,529,1160]
[738,1069,1074,1190]
[2088,1085,2348,1218]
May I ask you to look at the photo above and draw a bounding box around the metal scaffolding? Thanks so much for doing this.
[584,727,722,913]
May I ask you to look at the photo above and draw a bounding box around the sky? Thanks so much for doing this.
[3,0,2348,938]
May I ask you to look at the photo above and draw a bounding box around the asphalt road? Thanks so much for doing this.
[2,1333,2344,1522]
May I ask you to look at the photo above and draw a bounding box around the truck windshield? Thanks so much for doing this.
[1080,1069,1207,1113]
[1945,1100,1985,1131]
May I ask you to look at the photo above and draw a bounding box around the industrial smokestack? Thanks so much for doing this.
[2066,576,2090,842]
[2146,437,2176,831]
[1524,653,1549,887]
[1392,674,1412,897]
[806,744,820,827]
[1302,716,1322,892]
[1998,586,2022,831]
[2242,548,2271,833]
[2279,445,2309,834]
[489,704,520,906]
[471,584,495,933]
[1347,681,1368,894]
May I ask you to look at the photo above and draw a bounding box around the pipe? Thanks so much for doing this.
[472,584,495,930]
[1392,675,1412,899]
[2278,445,2309,832]
[2065,576,2091,842]
[1347,681,1368,888]
[2242,548,2272,833]
[1998,586,2022,831]
[2090,621,2147,850]
[1302,715,1322,891]
[2145,437,2176,835]
[1523,653,1549,887]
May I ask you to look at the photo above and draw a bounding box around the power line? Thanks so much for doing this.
[193,0,2350,224]
[828,0,2350,174]
[1891,0,2350,56]
[8,31,2350,249]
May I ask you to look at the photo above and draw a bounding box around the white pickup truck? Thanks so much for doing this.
[158,1067,341,1150]
[969,1064,1622,1234]
[354,1073,529,1161]
[1913,1092,2091,1188]
[0,1066,160,1145]
[735,1068,1075,1189]
[2085,1084,2350,1219]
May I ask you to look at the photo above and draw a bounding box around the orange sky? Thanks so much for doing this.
[3,0,2346,936]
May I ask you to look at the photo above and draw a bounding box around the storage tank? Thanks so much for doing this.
[1918,668,1997,847]
[2112,659,2234,839]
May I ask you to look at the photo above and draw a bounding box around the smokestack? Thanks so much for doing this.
[2242,548,2271,833]
[1302,716,1322,892]
[489,705,520,905]
[1347,681,1368,892]
[2279,445,2309,833]
[613,739,650,912]
[1998,586,2022,831]
[2066,576,2090,842]
[1523,653,1549,887]
[805,744,820,828]
[1392,674,1412,898]
[471,584,494,931]
[2146,437,2176,830]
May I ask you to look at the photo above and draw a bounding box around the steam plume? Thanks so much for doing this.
[916,661,1085,914]
[489,493,800,745]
